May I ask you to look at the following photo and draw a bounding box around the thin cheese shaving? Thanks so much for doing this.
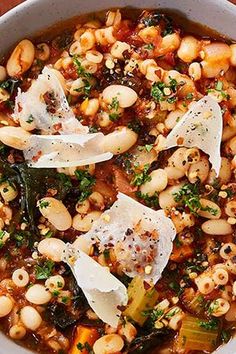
[165,96,222,175]
[23,133,113,168]
[13,67,88,134]
[77,193,176,283]
[63,246,128,327]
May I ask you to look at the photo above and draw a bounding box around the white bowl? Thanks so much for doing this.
[0,0,235,353]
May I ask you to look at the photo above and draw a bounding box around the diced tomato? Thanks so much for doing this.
[113,167,137,195]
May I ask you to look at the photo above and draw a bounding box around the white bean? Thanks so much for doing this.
[187,157,209,183]
[219,157,231,185]
[168,148,189,172]
[140,169,168,196]
[203,43,231,62]
[25,284,52,305]
[230,44,236,66]
[197,199,221,219]
[201,219,233,235]
[201,60,229,78]
[73,211,102,232]
[93,334,124,354]
[159,183,184,210]
[102,85,138,108]
[20,306,42,330]
[38,237,65,262]
[165,109,185,130]
[0,126,31,150]
[0,66,7,82]
[0,295,14,317]
[73,236,92,255]
[12,269,29,287]
[177,36,200,63]
[102,127,138,155]
[7,39,35,77]
[38,197,72,231]
[164,166,185,180]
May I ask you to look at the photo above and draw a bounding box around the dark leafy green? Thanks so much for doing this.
[46,303,78,329]
[128,328,172,353]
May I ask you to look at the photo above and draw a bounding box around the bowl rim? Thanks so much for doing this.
[0,1,236,354]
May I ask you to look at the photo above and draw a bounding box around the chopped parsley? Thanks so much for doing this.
[73,57,92,79]
[109,97,119,111]
[144,43,155,50]
[137,144,153,153]
[131,164,151,186]
[13,231,31,248]
[136,191,159,209]
[26,114,34,124]
[56,173,73,193]
[75,169,96,202]
[207,80,230,100]
[127,119,142,133]
[198,319,219,330]
[150,308,164,322]
[39,200,50,209]
[73,56,93,97]
[221,329,231,343]
[109,113,120,122]
[77,342,94,353]
[151,77,178,104]
[0,78,20,95]
[35,260,55,280]
[173,183,218,216]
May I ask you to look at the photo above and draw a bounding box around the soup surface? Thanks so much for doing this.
[0,8,236,354]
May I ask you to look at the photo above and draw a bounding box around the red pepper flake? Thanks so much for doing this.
[177,136,184,145]
[143,281,151,290]
[32,150,42,162]
[53,122,62,131]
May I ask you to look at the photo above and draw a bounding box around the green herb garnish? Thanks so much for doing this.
[35,260,55,280]
[131,164,151,186]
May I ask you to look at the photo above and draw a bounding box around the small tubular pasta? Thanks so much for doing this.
[209,298,230,317]
[220,243,236,260]
[110,41,130,60]
[12,269,29,287]
[195,275,215,294]
[95,26,116,45]
[212,267,229,286]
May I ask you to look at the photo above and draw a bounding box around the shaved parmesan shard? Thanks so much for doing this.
[165,96,222,176]
[13,67,88,134]
[64,247,128,328]
[23,133,113,168]
[78,193,176,283]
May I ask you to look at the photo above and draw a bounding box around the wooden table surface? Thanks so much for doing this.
[1,0,236,16]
